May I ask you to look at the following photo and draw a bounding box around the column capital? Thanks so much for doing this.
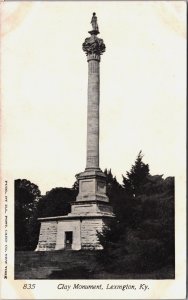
[82,35,105,57]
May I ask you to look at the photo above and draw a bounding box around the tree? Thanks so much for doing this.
[38,187,77,218]
[15,179,41,250]
[104,168,122,197]
[122,151,149,197]
[98,169,130,268]
[98,154,175,278]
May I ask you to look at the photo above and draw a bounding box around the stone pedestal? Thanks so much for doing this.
[76,169,109,203]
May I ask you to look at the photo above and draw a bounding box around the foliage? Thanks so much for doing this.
[122,151,149,197]
[38,187,77,218]
[15,179,41,251]
[98,152,175,276]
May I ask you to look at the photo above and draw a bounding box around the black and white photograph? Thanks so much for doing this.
[1,1,186,299]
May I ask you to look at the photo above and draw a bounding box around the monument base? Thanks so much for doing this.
[36,212,113,251]
[36,168,114,251]
[76,168,109,203]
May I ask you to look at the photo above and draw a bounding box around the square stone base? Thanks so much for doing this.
[76,168,109,203]
[36,214,113,251]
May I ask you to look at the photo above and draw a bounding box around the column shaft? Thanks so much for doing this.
[86,59,100,169]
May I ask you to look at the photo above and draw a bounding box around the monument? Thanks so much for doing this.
[36,13,113,251]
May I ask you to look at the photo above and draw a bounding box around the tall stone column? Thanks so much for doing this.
[75,13,109,203]
[84,13,105,170]
[86,54,100,169]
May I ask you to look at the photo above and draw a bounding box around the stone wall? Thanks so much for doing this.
[81,218,104,249]
[36,221,58,251]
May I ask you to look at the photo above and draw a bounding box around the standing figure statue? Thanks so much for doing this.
[91,12,99,31]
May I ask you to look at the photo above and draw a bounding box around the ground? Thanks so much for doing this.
[15,251,174,279]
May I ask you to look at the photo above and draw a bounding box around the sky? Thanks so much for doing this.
[1,1,186,194]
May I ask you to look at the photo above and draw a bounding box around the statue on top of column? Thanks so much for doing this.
[82,12,106,57]
[91,12,99,31]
